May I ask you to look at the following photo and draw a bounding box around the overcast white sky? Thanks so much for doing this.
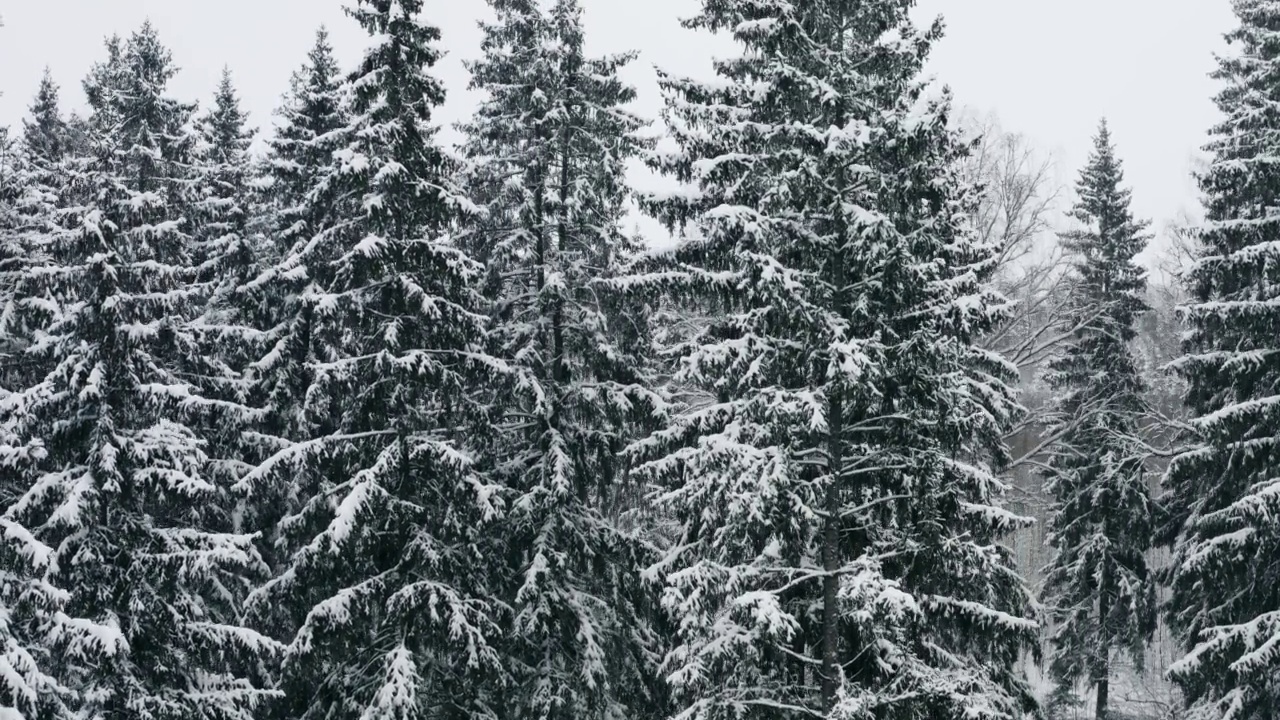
[0,0,1235,248]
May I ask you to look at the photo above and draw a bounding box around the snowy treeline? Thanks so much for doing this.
[0,1,1277,720]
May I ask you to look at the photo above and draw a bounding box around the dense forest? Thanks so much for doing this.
[0,1,1276,720]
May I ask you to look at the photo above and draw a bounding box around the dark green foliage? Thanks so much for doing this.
[1164,1,1280,718]
[1040,120,1157,718]
[629,1,1038,718]
[460,1,669,718]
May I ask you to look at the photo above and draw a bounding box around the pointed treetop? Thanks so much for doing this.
[22,67,67,162]
[345,0,446,119]
[124,20,178,88]
[308,24,340,78]
[1068,117,1144,237]
[201,67,254,160]
[83,34,124,112]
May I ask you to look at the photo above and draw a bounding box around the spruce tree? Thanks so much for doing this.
[244,27,351,475]
[1165,1,1280,717]
[0,25,277,720]
[21,70,69,167]
[0,127,20,341]
[238,3,508,718]
[1040,120,1157,720]
[0,123,69,720]
[235,28,351,569]
[193,68,257,293]
[261,27,347,259]
[0,71,71,379]
[461,1,667,717]
[631,1,1038,718]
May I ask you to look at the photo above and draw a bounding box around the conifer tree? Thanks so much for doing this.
[244,27,351,475]
[1040,120,1157,720]
[21,70,69,167]
[0,25,278,720]
[193,68,258,293]
[461,1,668,717]
[238,3,508,718]
[630,1,1038,718]
[0,127,20,336]
[0,71,70,378]
[261,27,347,259]
[0,123,69,720]
[1165,1,1280,717]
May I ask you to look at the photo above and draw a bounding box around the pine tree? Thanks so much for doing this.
[460,1,668,717]
[1165,1,1280,717]
[0,25,278,720]
[629,1,1038,719]
[234,28,351,571]
[238,3,508,718]
[1040,120,1157,720]
[21,69,69,167]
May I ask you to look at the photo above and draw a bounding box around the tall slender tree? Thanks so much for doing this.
[260,26,347,260]
[193,68,257,292]
[0,25,278,720]
[461,1,668,717]
[1040,120,1157,720]
[630,1,1038,719]
[238,3,508,719]
[236,28,352,570]
[0,71,71,383]
[1165,1,1280,717]
[0,119,68,720]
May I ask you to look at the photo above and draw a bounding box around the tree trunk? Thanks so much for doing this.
[1095,675,1109,720]
[821,391,843,709]
[1096,569,1111,720]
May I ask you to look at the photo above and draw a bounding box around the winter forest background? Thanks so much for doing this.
[0,1,1276,720]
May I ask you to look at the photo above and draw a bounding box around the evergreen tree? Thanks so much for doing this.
[261,27,347,259]
[243,27,352,479]
[630,1,1038,719]
[0,123,69,720]
[0,25,278,720]
[235,28,351,569]
[0,127,20,341]
[193,67,258,294]
[187,68,275,552]
[21,69,69,166]
[238,3,508,718]
[1040,120,1157,720]
[0,70,70,379]
[1165,1,1280,717]
[461,0,668,717]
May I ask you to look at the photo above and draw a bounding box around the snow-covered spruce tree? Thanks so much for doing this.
[188,68,271,401]
[1039,120,1157,720]
[238,3,508,719]
[193,68,258,295]
[0,25,278,720]
[260,26,347,260]
[460,1,668,717]
[0,126,20,343]
[0,70,73,385]
[0,122,68,720]
[235,27,351,573]
[1164,1,1280,717]
[631,1,1038,719]
[185,68,282,554]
